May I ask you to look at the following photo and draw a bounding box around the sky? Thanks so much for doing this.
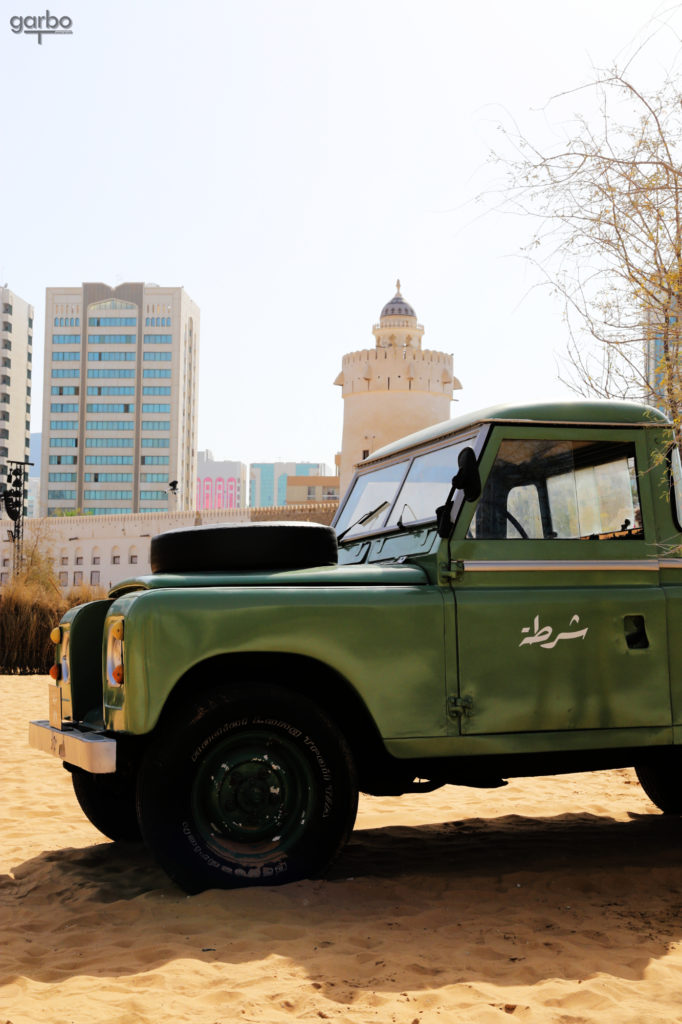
[2,0,682,468]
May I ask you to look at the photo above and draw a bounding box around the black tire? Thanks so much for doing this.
[150,522,338,574]
[136,684,358,893]
[635,755,682,814]
[71,766,142,841]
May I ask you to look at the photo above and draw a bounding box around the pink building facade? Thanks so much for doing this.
[196,451,247,510]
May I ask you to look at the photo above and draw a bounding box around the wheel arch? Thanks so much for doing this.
[155,650,394,793]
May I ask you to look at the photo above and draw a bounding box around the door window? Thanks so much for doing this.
[470,438,642,540]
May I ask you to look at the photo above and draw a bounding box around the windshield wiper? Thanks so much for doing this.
[337,500,390,542]
[396,503,417,529]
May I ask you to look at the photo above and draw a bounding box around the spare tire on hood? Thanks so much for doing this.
[150,521,338,574]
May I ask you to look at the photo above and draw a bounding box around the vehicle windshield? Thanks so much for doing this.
[334,461,409,540]
[335,431,480,540]
[385,438,477,527]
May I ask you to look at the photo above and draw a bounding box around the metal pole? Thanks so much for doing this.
[3,460,32,577]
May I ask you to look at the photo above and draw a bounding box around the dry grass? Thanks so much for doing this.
[0,579,107,674]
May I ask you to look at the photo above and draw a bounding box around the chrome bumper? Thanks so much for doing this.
[29,720,117,774]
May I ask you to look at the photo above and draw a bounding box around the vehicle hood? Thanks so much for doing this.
[109,561,429,597]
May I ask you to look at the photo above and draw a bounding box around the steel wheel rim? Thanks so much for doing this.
[191,727,318,865]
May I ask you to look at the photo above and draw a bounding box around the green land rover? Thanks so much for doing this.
[29,400,682,891]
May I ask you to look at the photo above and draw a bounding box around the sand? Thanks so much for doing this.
[3,676,682,1024]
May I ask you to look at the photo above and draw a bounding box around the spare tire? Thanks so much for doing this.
[150,521,338,574]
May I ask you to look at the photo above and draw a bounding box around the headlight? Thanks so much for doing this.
[106,617,125,687]
[49,625,69,683]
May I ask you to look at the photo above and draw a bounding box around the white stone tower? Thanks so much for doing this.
[335,281,461,493]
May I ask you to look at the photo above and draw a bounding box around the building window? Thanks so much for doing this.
[61,556,68,565]
[88,350,136,361]
[59,571,68,586]
[75,556,83,565]
[84,490,132,500]
[86,420,135,431]
[87,368,136,378]
[87,334,136,344]
[112,555,120,564]
[85,438,134,448]
[92,555,100,565]
[129,554,138,564]
[90,570,100,585]
[73,571,83,586]
[88,317,136,327]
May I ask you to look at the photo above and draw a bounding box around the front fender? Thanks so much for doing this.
[104,584,450,740]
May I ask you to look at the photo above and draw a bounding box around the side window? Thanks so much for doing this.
[470,438,642,540]
[670,447,682,531]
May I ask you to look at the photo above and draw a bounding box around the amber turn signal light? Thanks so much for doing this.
[49,664,61,681]
[112,665,124,685]
[50,626,61,645]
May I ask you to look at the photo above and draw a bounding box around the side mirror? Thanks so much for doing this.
[436,447,481,538]
[453,447,481,504]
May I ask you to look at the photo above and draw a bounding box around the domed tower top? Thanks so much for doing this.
[379,279,417,320]
[373,279,424,349]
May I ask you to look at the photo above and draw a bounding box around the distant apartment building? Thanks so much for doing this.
[27,431,41,517]
[196,450,247,509]
[249,462,334,508]
[285,475,340,505]
[40,283,199,516]
[0,286,33,506]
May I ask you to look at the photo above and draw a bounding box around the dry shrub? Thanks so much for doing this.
[0,578,107,675]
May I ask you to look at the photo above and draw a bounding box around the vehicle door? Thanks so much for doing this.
[450,427,671,737]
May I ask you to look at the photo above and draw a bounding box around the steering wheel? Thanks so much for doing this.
[505,510,529,539]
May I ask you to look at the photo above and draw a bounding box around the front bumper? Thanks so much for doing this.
[29,720,117,773]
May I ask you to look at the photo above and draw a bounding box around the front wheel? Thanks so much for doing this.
[71,766,142,841]
[136,684,358,893]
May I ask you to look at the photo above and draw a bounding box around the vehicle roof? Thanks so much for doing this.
[362,400,670,466]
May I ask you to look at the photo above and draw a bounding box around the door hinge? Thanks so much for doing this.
[448,694,474,717]
[440,560,464,582]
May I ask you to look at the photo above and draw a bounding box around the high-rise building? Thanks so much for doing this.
[40,283,199,516]
[335,281,462,493]
[196,451,248,509]
[0,286,33,499]
[249,462,333,508]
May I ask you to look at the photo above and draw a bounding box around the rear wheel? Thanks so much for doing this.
[635,755,682,814]
[71,766,142,841]
[137,684,358,892]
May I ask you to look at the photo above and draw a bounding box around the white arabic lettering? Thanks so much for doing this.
[519,613,588,649]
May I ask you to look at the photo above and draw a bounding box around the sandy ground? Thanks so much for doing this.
[4,677,682,1024]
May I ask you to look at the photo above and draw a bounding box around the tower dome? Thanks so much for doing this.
[380,279,417,320]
